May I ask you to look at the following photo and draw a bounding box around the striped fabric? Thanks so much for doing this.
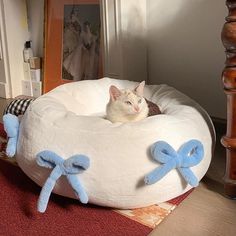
[4,98,35,116]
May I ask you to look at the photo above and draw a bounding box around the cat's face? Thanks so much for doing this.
[109,81,146,115]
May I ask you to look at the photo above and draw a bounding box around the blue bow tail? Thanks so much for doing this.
[178,167,199,187]
[37,165,62,213]
[144,161,175,185]
[6,136,18,158]
[3,114,20,157]
[67,175,88,204]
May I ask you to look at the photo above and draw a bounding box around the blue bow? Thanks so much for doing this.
[144,140,204,187]
[36,150,90,213]
[3,114,19,157]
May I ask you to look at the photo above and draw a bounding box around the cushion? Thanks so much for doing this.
[16,78,215,209]
[146,99,161,116]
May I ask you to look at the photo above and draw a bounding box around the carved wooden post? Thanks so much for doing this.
[221,0,236,198]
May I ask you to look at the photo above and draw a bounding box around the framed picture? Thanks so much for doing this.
[43,0,103,93]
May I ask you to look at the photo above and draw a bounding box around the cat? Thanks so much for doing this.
[106,81,149,123]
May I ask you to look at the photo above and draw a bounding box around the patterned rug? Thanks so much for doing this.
[115,190,193,229]
[0,123,193,235]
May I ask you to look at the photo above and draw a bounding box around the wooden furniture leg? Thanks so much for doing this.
[221,0,236,198]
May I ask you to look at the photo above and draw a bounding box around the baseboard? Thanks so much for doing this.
[0,82,8,98]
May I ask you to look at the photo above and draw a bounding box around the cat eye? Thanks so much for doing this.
[138,99,142,104]
[125,101,132,105]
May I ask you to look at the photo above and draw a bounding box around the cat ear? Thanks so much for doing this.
[109,85,122,101]
[134,81,145,96]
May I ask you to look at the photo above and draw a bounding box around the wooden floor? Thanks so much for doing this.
[0,98,235,235]
[150,123,236,236]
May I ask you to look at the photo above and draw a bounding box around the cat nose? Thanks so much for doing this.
[134,106,140,112]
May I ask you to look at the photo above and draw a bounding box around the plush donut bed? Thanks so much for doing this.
[16,78,215,209]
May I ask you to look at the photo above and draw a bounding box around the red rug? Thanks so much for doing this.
[0,159,152,236]
[0,122,193,235]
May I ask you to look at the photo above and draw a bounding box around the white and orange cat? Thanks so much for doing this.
[106,81,149,123]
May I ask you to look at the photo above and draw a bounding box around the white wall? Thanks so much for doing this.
[0,1,7,86]
[119,0,147,82]
[0,0,30,97]
[147,0,227,119]
[102,0,147,82]
[26,0,44,57]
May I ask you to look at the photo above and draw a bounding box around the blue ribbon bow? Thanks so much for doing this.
[36,150,90,213]
[3,114,19,157]
[144,140,204,187]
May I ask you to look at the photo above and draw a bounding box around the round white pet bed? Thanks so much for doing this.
[16,78,215,209]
